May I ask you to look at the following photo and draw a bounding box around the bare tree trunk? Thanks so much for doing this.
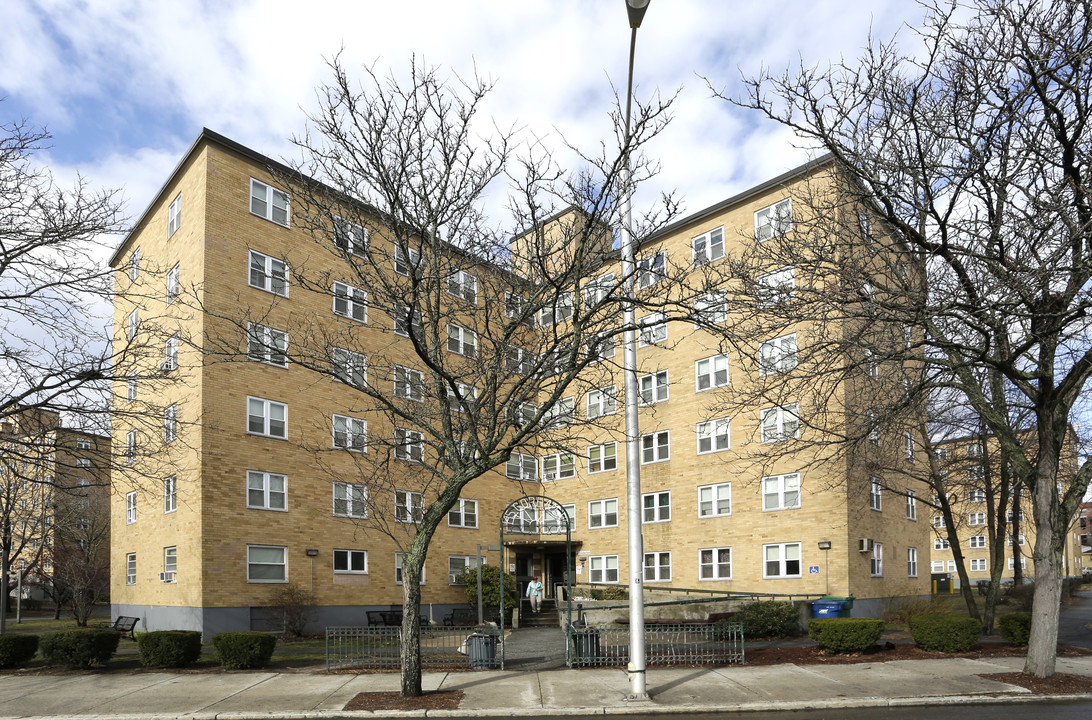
[1024,459,1063,677]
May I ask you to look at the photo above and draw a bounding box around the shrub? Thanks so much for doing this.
[736,601,801,638]
[212,631,277,669]
[0,634,39,668]
[137,631,203,667]
[908,615,981,652]
[588,586,627,601]
[880,596,940,624]
[1002,581,1034,611]
[271,583,314,637]
[807,618,884,654]
[39,629,120,668]
[459,565,518,621]
[997,612,1032,646]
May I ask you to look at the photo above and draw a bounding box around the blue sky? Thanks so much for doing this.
[0,0,926,230]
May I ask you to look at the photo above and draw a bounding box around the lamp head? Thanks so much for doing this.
[626,0,650,29]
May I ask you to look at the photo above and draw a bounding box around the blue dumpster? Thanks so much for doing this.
[811,600,847,618]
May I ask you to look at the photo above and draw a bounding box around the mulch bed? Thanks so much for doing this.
[343,690,463,711]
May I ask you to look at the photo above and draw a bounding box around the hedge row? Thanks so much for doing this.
[908,615,981,652]
[807,618,885,654]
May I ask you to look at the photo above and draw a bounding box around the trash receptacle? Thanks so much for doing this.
[466,633,497,669]
[570,625,601,666]
[814,596,853,618]
[810,600,846,618]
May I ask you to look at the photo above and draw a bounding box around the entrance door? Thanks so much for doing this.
[515,552,534,598]
[545,553,568,599]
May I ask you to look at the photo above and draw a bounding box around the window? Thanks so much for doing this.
[756,267,795,308]
[164,547,177,581]
[968,489,985,503]
[129,247,141,282]
[168,194,181,237]
[506,345,535,375]
[76,457,91,468]
[395,490,424,523]
[395,428,424,462]
[762,473,800,511]
[1008,533,1026,546]
[588,333,616,362]
[692,227,725,266]
[865,348,878,379]
[447,270,478,304]
[589,555,619,583]
[332,347,367,387]
[644,552,671,582]
[695,354,729,391]
[127,308,139,341]
[247,397,286,438]
[392,303,423,337]
[637,250,666,289]
[334,549,367,574]
[907,547,918,577]
[504,292,529,322]
[869,477,882,511]
[248,250,289,296]
[504,452,537,480]
[127,375,137,403]
[543,397,575,427]
[334,217,368,256]
[638,313,667,346]
[247,471,286,511]
[126,553,136,584]
[333,482,367,518]
[642,491,670,523]
[445,382,477,413]
[759,335,798,375]
[333,282,367,323]
[395,552,425,585]
[968,512,986,526]
[584,273,615,306]
[694,291,727,326]
[446,323,477,357]
[691,547,733,585]
[589,499,618,528]
[542,453,575,481]
[904,432,915,462]
[639,371,669,405]
[968,441,983,457]
[448,555,480,584]
[698,482,732,517]
[246,323,287,367]
[969,558,987,572]
[906,490,917,520]
[394,245,419,276]
[247,545,287,582]
[164,476,176,513]
[393,365,425,401]
[641,430,670,464]
[448,499,478,528]
[930,561,945,573]
[163,404,177,444]
[1007,508,1025,522]
[760,404,799,443]
[126,429,136,463]
[126,491,137,524]
[539,292,572,325]
[249,179,289,226]
[508,402,538,429]
[967,535,986,548]
[331,414,367,452]
[934,537,950,550]
[755,198,792,241]
[870,542,883,577]
[586,386,617,418]
[166,264,179,304]
[588,443,617,473]
[764,542,802,578]
[697,418,731,454]
[163,335,178,372]
[933,515,945,528]
[1008,556,1027,570]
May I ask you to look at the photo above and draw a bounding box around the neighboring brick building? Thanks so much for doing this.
[107,130,931,637]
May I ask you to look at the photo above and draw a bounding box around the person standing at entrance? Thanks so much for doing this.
[526,575,543,613]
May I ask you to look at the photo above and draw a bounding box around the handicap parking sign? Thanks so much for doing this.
[808,565,820,574]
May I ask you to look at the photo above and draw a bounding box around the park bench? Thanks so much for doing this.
[366,610,430,626]
[97,615,140,639]
[443,607,478,626]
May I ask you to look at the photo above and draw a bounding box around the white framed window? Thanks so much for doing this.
[129,247,141,283]
[247,471,286,511]
[969,536,986,548]
[505,452,537,480]
[395,552,425,585]
[865,348,878,379]
[695,354,729,391]
[934,537,949,550]
[968,441,983,457]
[166,263,180,304]
[539,292,572,326]
[127,308,139,341]
[698,482,731,518]
[759,335,798,375]
[163,546,177,581]
[446,323,477,357]
[696,418,731,454]
[168,194,181,237]
[643,551,671,582]
[642,491,670,523]
[247,323,287,367]
[907,547,918,577]
[694,292,728,327]
[588,443,617,473]
[249,179,289,226]
[639,371,669,405]
[126,491,137,524]
[164,403,177,444]
[756,267,795,308]
[904,431,916,462]
[164,335,178,372]
[394,245,420,276]
[126,429,136,463]
[332,414,367,451]
[762,473,801,511]
[933,515,945,528]
[127,375,137,403]
[1008,556,1027,570]
[1007,508,1025,522]
[126,553,136,584]
[870,542,883,577]
[589,555,619,583]
[76,437,91,450]
[637,250,666,290]
[445,382,477,414]
[247,397,286,438]
[448,555,480,584]
[641,430,670,464]
[930,561,945,573]
[76,458,91,468]
[586,386,618,418]
[763,542,802,578]
[1008,533,1026,547]
[332,348,367,387]
[968,489,986,503]
[760,404,799,443]
[395,428,424,462]
[506,345,535,375]
[543,397,575,427]
[506,401,533,428]
[333,282,367,323]
[394,365,425,401]
[504,292,530,322]
[584,273,615,306]
[588,332,616,361]
[968,512,986,526]
[699,547,731,580]
[334,549,367,574]
[248,250,289,296]
[755,198,792,241]
[869,477,882,511]
[395,490,424,523]
[334,217,368,256]
[447,270,478,304]
[333,482,367,518]
[164,476,176,513]
[638,313,667,346]
[969,558,988,572]
[247,544,287,583]
[589,499,618,529]
[448,499,478,528]
[393,303,423,337]
[691,227,724,267]
[542,453,575,481]
[906,490,917,520]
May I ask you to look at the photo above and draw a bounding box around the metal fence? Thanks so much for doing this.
[325,625,501,671]
[567,621,745,668]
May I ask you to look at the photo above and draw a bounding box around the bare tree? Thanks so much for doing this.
[717,0,1092,676]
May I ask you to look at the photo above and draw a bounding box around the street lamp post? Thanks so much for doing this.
[620,0,650,702]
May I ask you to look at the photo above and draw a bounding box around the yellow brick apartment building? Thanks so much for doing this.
[108,130,930,637]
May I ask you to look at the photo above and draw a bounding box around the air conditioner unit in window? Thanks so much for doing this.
[160,361,175,372]
[858,538,874,553]
[159,571,176,582]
